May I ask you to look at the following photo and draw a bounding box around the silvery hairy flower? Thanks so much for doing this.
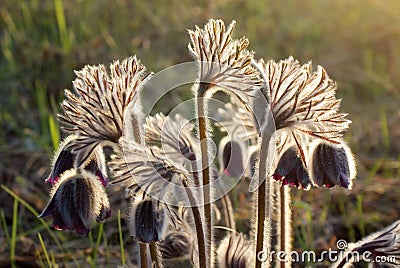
[255,56,350,139]
[45,135,108,187]
[309,140,356,189]
[188,19,262,101]
[254,56,350,151]
[159,230,194,261]
[59,56,151,166]
[217,233,254,268]
[110,139,191,201]
[129,198,167,243]
[331,220,400,267]
[253,56,356,189]
[39,169,111,235]
[110,112,205,204]
[145,113,199,171]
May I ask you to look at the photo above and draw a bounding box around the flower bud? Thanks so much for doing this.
[39,169,111,235]
[273,147,313,190]
[219,136,245,178]
[309,141,356,189]
[130,198,166,243]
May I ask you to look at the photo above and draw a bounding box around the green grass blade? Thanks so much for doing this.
[356,194,365,237]
[36,248,46,268]
[93,222,104,263]
[118,210,126,266]
[49,114,60,151]
[38,232,52,268]
[88,230,95,268]
[0,8,20,41]
[1,210,11,244]
[50,250,56,267]
[10,198,18,268]
[53,0,71,52]
[102,228,110,264]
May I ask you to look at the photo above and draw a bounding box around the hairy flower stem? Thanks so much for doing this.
[221,194,235,230]
[139,242,148,268]
[279,186,287,268]
[255,181,266,268]
[255,136,273,268]
[197,90,212,266]
[278,186,292,268]
[149,242,162,268]
[182,177,207,268]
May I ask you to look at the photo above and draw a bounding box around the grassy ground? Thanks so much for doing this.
[1,0,399,267]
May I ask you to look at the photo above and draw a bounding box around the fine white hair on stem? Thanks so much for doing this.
[275,185,292,268]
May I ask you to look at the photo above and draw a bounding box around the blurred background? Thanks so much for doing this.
[1,0,399,266]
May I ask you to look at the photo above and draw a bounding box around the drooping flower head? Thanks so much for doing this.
[39,169,111,235]
[110,112,205,206]
[217,99,259,179]
[110,139,196,208]
[145,113,200,172]
[253,57,356,189]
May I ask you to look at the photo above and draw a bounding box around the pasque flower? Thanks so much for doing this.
[145,113,199,171]
[59,56,150,166]
[39,169,111,235]
[188,19,262,101]
[252,56,356,189]
[219,136,245,178]
[254,56,350,153]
